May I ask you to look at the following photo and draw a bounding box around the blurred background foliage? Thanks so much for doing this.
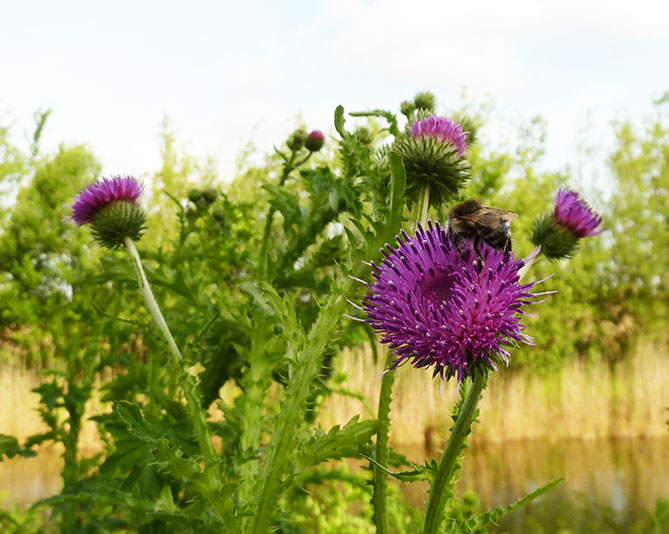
[3,98,666,374]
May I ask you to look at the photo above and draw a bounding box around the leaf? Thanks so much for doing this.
[363,454,437,483]
[472,478,563,528]
[334,105,347,138]
[349,109,400,136]
[0,434,36,460]
[262,184,303,232]
[296,416,379,471]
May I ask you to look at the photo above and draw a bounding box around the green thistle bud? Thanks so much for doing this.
[354,126,373,145]
[188,188,203,203]
[530,213,579,260]
[90,201,147,249]
[203,188,218,203]
[287,129,307,151]
[400,100,416,118]
[212,206,226,222]
[413,91,436,113]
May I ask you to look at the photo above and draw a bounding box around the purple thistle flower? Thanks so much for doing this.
[363,222,548,382]
[411,116,468,157]
[72,175,143,225]
[553,189,603,238]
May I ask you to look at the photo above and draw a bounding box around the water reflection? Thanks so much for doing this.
[0,446,62,508]
[2,438,668,533]
[397,437,669,533]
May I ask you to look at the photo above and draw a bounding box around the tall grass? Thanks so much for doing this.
[320,339,669,446]
[1,339,667,452]
[0,365,103,452]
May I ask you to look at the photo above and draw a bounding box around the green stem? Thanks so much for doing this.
[125,238,182,365]
[258,151,311,278]
[124,238,223,510]
[422,372,487,534]
[250,278,354,534]
[373,180,430,533]
[372,360,395,534]
[415,183,431,228]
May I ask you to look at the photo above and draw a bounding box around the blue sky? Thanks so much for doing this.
[1,0,667,184]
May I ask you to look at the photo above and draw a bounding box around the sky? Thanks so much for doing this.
[1,0,668,186]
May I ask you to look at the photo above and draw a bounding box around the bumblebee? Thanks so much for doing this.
[447,199,518,252]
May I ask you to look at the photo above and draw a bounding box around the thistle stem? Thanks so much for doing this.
[416,183,431,228]
[123,238,218,464]
[372,360,395,534]
[251,279,353,534]
[258,151,311,278]
[373,180,430,533]
[422,372,487,534]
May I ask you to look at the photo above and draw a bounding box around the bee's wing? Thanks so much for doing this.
[467,208,518,228]
[496,209,519,222]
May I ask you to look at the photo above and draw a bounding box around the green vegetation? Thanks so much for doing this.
[0,93,667,533]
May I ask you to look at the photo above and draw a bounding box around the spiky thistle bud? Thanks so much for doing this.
[72,176,146,249]
[530,189,603,260]
[188,188,203,203]
[305,130,325,152]
[413,91,436,113]
[287,129,307,151]
[400,100,416,118]
[203,188,218,203]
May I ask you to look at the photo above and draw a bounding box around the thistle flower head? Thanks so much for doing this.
[394,116,470,208]
[554,189,603,238]
[72,175,146,248]
[363,222,547,382]
[410,116,468,157]
[531,189,603,260]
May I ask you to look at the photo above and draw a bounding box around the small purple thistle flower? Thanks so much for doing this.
[363,222,547,382]
[553,189,603,238]
[411,116,468,157]
[72,175,143,225]
[72,175,146,248]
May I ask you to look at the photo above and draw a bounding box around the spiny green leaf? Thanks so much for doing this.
[0,434,36,460]
[296,416,379,471]
[334,105,347,138]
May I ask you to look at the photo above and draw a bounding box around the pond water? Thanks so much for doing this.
[398,437,669,533]
[2,438,668,532]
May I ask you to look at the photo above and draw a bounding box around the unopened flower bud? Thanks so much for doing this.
[413,91,436,113]
[400,100,416,118]
[203,188,218,203]
[212,206,226,222]
[188,188,203,203]
[305,130,325,152]
[354,126,373,145]
[287,129,307,151]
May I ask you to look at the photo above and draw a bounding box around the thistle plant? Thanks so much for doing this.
[1,92,607,534]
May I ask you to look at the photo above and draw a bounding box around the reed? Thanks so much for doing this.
[1,339,667,453]
[320,339,669,447]
[0,364,105,453]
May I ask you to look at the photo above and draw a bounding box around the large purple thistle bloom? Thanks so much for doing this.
[72,175,143,225]
[411,116,468,157]
[363,222,545,382]
[554,189,603,238]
